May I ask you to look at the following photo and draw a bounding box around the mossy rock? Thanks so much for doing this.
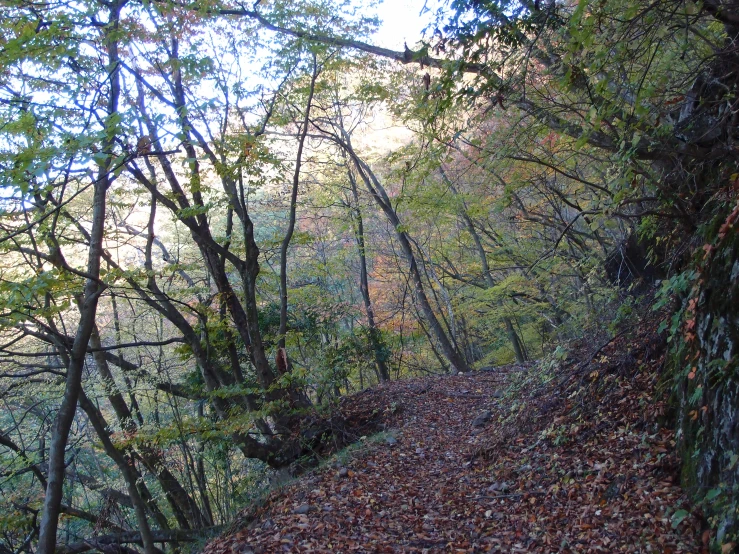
[671,203,739,550]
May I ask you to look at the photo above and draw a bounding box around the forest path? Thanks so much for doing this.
[204,342,703,553]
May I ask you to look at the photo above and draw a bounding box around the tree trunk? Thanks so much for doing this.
[332,135,470,373]
[279,55,318,353]
[36,186,108,552]
[442,170,527,363]
[89,325,208,529]
[77,392,157,554]
[36,4,119,548]
[347,168,390,382]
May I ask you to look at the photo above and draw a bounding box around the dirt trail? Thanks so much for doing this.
[204,345,703,553]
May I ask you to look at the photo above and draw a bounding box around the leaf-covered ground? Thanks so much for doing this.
[203,317,704,553]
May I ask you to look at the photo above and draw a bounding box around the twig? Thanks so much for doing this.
[473,491,547,500]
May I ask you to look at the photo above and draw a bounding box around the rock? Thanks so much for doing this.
[293,504,310,515]
[472,410,492,427]
[268,467,292,487]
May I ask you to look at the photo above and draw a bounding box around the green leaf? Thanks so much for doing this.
[671,509,689,529]
[705,488,722,501]
[574,132,590,150]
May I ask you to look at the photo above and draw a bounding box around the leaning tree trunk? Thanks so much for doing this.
[37,162,109,554]
[77,392,157,554]
[89,325,209,529]
[332,135,471,373]
[347,168,390,382]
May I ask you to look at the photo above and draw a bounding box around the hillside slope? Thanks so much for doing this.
[203,314,704,553]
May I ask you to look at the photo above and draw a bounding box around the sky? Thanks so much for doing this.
[371,0,441,50]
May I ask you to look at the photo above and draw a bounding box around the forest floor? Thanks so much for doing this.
[202,313,705,553]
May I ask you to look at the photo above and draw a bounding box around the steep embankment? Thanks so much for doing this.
[204,315,703,553]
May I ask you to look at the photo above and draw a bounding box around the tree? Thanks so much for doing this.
[0,0,130,548]
[0,1,359,550]
[308,79,473,373]
[344,164,391,382]
[278,53,319,367]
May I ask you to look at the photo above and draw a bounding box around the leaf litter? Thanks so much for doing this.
[203,314,703,553]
